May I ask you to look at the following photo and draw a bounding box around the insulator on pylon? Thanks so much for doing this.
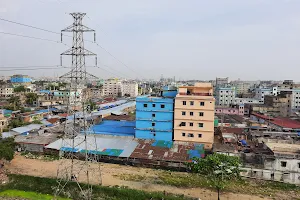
[61,33,63,43]
[95,57,97,66]
[60,56,62,66]
[94,32,96,43]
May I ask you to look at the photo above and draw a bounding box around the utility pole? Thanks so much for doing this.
[55,13,101,200]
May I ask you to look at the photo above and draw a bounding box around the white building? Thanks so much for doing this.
[216,87,236,106]
[254,87,277,103]
[215,77,229,87]
[0,84,14,97]
[233,98,264,105]
[103,78,122,97]
[122,81,138,97]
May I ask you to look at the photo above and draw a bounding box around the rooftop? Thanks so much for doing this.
[91,120,135,137]
[15,132,60,145]
[266,142,300,154]
[252,112,300,129]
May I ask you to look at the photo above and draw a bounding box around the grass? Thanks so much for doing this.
[0,190,69,200]
[116,171,300,198]
[20,151,59,161]
[0,174,192,200]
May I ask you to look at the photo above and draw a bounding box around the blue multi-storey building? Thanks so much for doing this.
[10,74,32,84]
[135,86,177,141]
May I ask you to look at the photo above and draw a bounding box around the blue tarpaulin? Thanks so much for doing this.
[241,139,247,146]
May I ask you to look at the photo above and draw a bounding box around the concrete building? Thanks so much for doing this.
[122,81,138,97]
[215,77,229,87]
[173,83,215,149]
[264,94,291,117]
[0,84,13,97]
[0,113,8,133]
[10,74,32,86]
[216,87,236,106]
[215,104,244,116]
[234,98,264,105]
[103,78,122,97]
[135,88,177,141]
[233,82,252,95]
[254,87,278,102]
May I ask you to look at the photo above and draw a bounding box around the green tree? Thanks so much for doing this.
[0,137,16,162]
[25,93,38,105]
[13,86,26,93]
[8,96,21,111]
[185,153,242,200]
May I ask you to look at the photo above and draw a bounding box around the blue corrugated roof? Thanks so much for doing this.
[91,120,135,136]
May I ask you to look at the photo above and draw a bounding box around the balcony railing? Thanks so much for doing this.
[179,92,212,96]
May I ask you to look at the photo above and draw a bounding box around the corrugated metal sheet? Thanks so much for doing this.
[45,134,138,158]
[91,120,135,137]
[1,131,19,138]
[12,124,43,134]
[67,101,135,120]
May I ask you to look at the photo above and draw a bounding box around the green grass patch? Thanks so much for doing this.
[0,189,69,200]
[156,171,300,197]
[0,174,191,200]
[112,170,300,198]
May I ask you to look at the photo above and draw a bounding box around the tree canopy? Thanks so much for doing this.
[25,93,38,105]
[0,137,16,162]
[185,153,242,200]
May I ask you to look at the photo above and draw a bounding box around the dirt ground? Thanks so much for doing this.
[5,155,277,200]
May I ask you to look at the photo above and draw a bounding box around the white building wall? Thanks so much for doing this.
[0,86,14,97]
[254,87,277,103]
[103,79,122,97]
[216,87,236,106]
[122,82,138,97]
[233,98,264,105]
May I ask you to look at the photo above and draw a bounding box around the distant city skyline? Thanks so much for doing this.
[1,0,300,80]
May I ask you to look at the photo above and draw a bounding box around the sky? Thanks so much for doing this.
[1,0,300,81]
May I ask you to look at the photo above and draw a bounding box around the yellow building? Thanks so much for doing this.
[174,83,215,149]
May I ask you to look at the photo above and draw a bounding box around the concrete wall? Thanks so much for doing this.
[242,167,300,185]
[135,96,174,141]
[174,85,215,148]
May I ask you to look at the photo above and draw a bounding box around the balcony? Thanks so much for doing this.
[179,92,212,96]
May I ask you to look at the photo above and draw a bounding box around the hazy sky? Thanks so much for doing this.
[1,0,300,81]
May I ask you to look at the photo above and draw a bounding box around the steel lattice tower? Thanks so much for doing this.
[55,12,101,200]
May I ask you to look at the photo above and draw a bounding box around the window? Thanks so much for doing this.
[182,111,186,116]
[190,122,193,126]
[199,123,203,127]
[161,104,165,108]
[298,163,300,169]
[281,161,287,167]
[198,134,202,138]
[190,101,194,105]
[190,112,194,116]
[152,122,155,126]
[143,104,147,108]
[152,104,156,107]
[181,122,186,126]
[182,133,186,136]
[200,102,205,106]
[188,133,194,137]
[183,101,186,105]
[152,114,155,117]
[153,133,156,136]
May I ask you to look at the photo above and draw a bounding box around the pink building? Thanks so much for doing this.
[215,104,244,116]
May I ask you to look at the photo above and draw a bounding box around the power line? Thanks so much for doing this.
[0,16,141,78]
[0,67,68,71]
[0,31,68,45]
[0,17,62,35]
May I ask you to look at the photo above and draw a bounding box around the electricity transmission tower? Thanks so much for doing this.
[55,12,101,199]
